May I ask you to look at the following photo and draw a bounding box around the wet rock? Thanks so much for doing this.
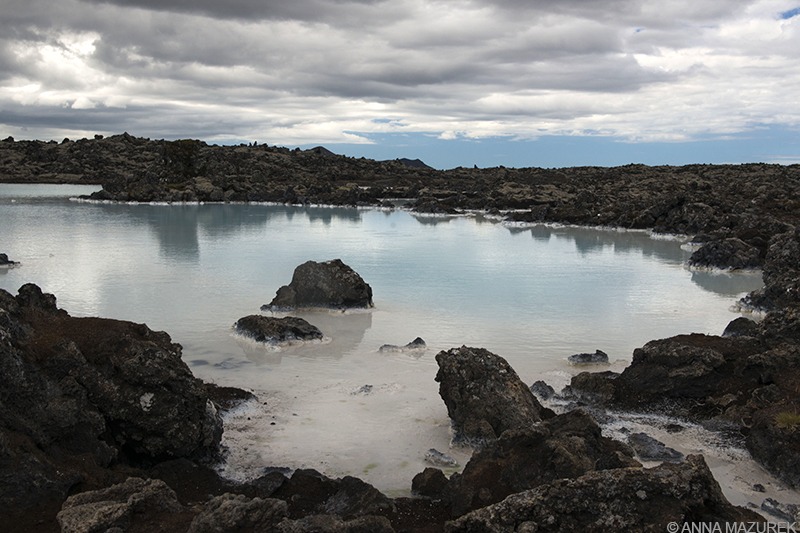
[424,449,459,467]
[529,380,556,401]
[234,315,324,344]
[567,349,609,364]
[760,497,800,522]
[746,403,800,488]
[378,337,427,353]
[688,237,763,270]
[57,478,183,533]
[626,432,685,463]
[187,493,287,533]
[563,371,619,404]
[444,455,763,532]
[262,259,374,311]
[440,409,640,517]
[435,346,551,444]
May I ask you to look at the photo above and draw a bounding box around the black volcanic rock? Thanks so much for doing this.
[234,315,324,344]
[262,259,373,311]
[434,346,551,444]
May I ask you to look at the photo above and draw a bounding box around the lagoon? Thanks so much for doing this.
[0,183,769,499]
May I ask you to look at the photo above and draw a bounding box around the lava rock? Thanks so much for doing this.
[378,337,427,353]
[262,259,374,311]
[234,315,324,344]
[444,455,763,532]
[435,346,551,444]
[529,380,557,400]
[440,409,640,517]
[187,493,287,533]
[424,449,459,467]
[689,237,763,270]
[0,253,19,266]
[627,432,685,463]
[567,349,609,364]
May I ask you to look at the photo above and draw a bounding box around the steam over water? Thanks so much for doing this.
[3,183,789,507]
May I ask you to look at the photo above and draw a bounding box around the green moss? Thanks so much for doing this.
[775,411,800,428]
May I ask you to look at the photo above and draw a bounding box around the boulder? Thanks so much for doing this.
[722,316,759,338]
[187,493,287,533]
[424,448,459,467]
[57,478,183,533]
[262,259,373,311]
[567,349,608,364]
[529,380,556,401]
[234,315,324,344]
[434,346,551,444]
[0,284,222,512]
[440,409,640,517]
[444,455,763,532]
[274,514,395,533]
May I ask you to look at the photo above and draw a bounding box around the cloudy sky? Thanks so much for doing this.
[1,0,799,168]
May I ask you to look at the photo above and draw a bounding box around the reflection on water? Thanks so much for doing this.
[0,184,771,494]
[237,311,374,364]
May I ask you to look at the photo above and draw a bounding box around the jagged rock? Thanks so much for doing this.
[689,237,763,270]
[424,449,459,467]
[57,478,182,533]
[187,493,287,533]
[444,455,762,532]
[626,432,685,463]
[378,337,427,353]
[271,469,394,520]
[567,349,608,364]
[0,284,222,512]
[412,468,450,498]
[262,259,373,311]
[746,401,800,488]
[234,315,324,344]
[440,409,640,517]
[0,253,19,266]
[563,371,619,404]
[761,497,800,522]
[529,380,556,400]
[435,346,551,444]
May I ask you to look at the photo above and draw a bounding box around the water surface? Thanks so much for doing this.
[0,184,768,495]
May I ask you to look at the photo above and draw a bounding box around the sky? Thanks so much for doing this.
[1,0,799,169]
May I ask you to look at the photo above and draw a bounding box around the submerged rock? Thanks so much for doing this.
[435,346,551,444]
[444,455,763,532]
[378,337,427,353]
[567,349,609,364]
[424,448,459,467]
[262,259,373,311]
[234,315,324,344]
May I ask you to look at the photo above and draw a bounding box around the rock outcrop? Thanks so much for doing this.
[567,349,608,364]
[234,315,324,344]
[262,259,373,311]
[0,253,18,266]
[0,283,222,512]
[426,409,640,517]
[444,455,762,533]
[378,337,427,353]
[435,346,552,444]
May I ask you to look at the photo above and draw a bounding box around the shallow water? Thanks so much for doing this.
[3,183,794,511]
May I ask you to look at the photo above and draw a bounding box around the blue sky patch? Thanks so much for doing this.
[780,7,800,19]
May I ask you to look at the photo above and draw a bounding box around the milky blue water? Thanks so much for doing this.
[0,183,768,496]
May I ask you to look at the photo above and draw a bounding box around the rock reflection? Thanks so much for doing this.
[236,311,373,365]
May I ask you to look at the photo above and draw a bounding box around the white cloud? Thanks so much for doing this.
[0,0,798,153]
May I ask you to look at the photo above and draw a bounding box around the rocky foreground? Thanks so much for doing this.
[4,135,800,530]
